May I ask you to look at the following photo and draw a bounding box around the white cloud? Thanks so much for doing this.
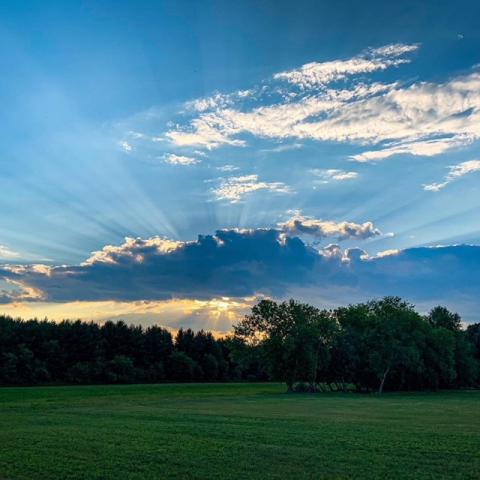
[120,141,132,152]
[193,150,208,157]
[311,168,358,182]
[166,119,246,149]
[278,212,381,241]
[423,182,448,192]
[167,82,394,149]
[273,43,418,89]
[373,248,400,258]
[83,236,183,266]
[185,90,254,113]
[211,174,291,203]
[216,164,239,172]
[260,143,303,153]
[289,73,480,147]
[423,159,480,192]
[163,153,200,166]
[164,44,480,161]
[0,245,19,259]
[350,136,472,162]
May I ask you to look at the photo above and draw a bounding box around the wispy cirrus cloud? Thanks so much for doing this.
[210,174,291,203]
[350,136,473,162]
[185,89,254,113]
[163,43,480,162]
[423,159,480,192]
[273,43,418,88]
[166,81,394,149]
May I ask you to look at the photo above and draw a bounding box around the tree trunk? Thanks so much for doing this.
[378,366,390,394]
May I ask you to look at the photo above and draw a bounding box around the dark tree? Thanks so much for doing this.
[428,306,462,331]
[234,299,337,392]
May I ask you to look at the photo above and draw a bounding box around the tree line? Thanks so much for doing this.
[1,296,479,392]
[0,316,267,385]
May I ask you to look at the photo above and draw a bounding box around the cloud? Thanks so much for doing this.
[166,81,394,149]
[0,229,319,302]
[0,245,19,260]
[278,212,381,240]
[216,164,239,172]
[185,90,254,113]
[350,136,472,162]
[163,44,480,161]
[273,43,418,89]
[163,153,200,165]
[423,159,480,191]
[310,169,358,182]
[210,174,291,203]
[373,249,400,258]
[260,143,303,153]
[0,231,479,321]
[82,236,183,266]
[120,141,133,152]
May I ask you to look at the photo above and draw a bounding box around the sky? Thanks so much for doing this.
[0,0,479,332]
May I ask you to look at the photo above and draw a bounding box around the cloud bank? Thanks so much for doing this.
[1,229,479,321]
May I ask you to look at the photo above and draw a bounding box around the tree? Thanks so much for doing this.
[105,355,136,383]
[234,299,337,392]
[201,354,219,382]
[466,323,480,386]
[144,326,173,364]
[336,297,433,393]
[428,306,462,332]
[421,327,456,390]
[453,332,478,387]
[466,323,480,360]
[167,351,196,382]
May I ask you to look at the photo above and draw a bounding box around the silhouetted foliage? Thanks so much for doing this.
[235,297,480,393]
[0,297,479,390]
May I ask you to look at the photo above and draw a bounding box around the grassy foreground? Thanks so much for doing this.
[0,384,479,479]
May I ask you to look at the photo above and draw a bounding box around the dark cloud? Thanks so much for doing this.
[356,245,480,300]
[0,229,319,302]
[0,230,479,321]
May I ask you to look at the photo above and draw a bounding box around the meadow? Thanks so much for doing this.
[0,383,479,479]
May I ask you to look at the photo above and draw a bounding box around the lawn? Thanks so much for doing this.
[0,384,479,479]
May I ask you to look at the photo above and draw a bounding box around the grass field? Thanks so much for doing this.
[0,384,479,479]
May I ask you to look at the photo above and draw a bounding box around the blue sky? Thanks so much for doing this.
[0,0,479,330]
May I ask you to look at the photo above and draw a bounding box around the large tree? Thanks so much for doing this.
[336,297,435,393]
[234,299,337,392]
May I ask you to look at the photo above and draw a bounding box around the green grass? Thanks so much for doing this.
[0,384,479,479]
